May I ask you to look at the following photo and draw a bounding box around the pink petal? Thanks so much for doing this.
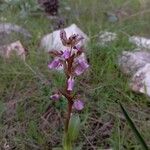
[75,59,89,76]
[48,58,61,69]
[73,100,84,110]
[67,77,75,91]
[50,93,60,101]
[74,66,84,76]
[62,50,70,59]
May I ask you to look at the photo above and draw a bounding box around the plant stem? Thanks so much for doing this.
[65,99,73,133]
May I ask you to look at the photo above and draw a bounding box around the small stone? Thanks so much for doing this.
[64,6,71,11]
[98,31,117,46]
[105,12,118,23]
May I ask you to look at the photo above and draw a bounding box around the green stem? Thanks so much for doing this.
[65,100,73,133]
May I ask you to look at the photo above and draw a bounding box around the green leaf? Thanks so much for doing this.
[63,135,72,150]
[63,114,81,150]
[68,114,80,142]
[119,103,149,150]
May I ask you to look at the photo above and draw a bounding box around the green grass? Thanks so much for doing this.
[0,0,150,149]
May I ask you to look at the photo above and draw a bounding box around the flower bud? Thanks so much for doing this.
[67,77,75,91]
[50,93,61,101]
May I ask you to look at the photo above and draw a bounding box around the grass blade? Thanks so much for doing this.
[119,103,149,150]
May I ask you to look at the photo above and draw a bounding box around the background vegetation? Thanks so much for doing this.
[0,0,150,149]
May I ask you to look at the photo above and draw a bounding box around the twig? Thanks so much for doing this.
[122,9,150,22]
[23,140,40,150]
[105,110,148,124]
[112,87,139,106]
[24,62,50,85]
[81,132,96,150]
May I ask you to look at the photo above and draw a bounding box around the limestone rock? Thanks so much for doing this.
[0,41,26,60]
[118,49,150,97]
[0,23,32,46]
[130,64,150,96]
[40,24,89,52]
[118,50,150,76]
[0,23,32,38]
[129,36,150,49]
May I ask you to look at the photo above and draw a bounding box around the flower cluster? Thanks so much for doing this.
[48,29,89,111]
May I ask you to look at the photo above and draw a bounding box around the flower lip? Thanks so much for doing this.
[74,59,89,76]
[73,100,84,110]
[62,49,70,59]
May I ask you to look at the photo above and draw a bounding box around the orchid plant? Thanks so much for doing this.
[48,29,89,149]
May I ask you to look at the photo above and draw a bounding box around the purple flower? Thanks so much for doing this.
[73,100,84,110]
[50,93,60,101]
[74,59,89,76]
[48,58,62,69]
[67,77,75,91]
[62,50,70,59]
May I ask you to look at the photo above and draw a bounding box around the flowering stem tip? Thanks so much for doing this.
[49,29,89,133]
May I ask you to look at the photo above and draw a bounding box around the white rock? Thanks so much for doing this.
[0,23,32,38]
[118,50,150,97]
[98,31,117,46]
[40,24,89,52]
[130,63,150,96]
[118,50,150,76]
[0,41,26,60]
[129,36,150,49]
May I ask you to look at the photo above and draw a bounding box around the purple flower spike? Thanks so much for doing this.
[75,59,89,76]
[67,77,75,91]
[62,50,70,59]
[73,100,84,110]
[48,58,61,69]
[50,93,60,101]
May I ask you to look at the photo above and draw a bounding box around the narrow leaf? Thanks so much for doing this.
[119,103,149,150]
[68,114,80,141]
[63,133,72,150]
